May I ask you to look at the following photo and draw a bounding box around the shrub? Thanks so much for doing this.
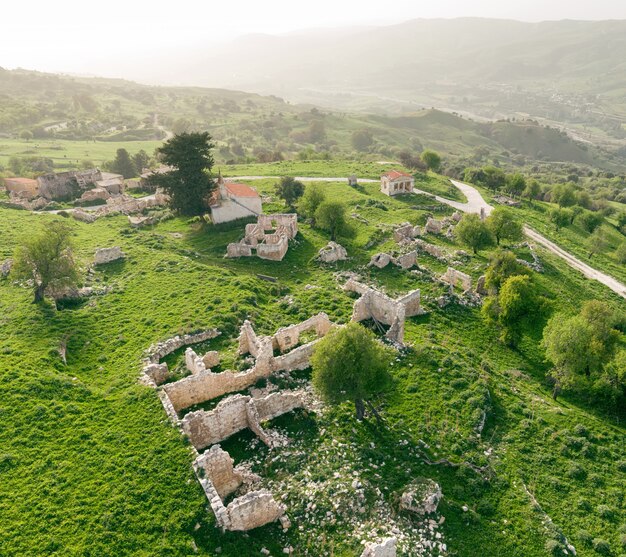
[592,538,611,555]
[566,463,587,480]
[545,539,562,555]
[577,529,593,546]
[597,505,615,520]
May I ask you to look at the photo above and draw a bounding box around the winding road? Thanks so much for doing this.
[441,180,626,300]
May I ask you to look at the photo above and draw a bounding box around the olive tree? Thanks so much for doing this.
[311,322,392,420]
[12,221,79,303]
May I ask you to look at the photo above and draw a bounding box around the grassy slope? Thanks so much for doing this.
[0,168,624,557]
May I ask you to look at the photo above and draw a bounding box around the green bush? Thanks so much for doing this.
[592,538,611,555]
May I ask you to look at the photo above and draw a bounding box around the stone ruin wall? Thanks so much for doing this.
[344,279,423,344]
[182,391,306,450]
[227,214,298,261]
[162,313,332,413]
[441,267,473,292]
[194,445,286,532]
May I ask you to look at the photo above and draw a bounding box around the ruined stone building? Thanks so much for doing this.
[344,279,423,344]
[380,170,414,196]
[141,314,335,532]
[227,213,298,261]
[36,169,124,201]
[210,173,262,224]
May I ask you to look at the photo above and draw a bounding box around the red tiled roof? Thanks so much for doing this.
[382,170,413,180]
[225,182,259,198]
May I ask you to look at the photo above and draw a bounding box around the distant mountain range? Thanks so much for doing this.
[125,18,625,139]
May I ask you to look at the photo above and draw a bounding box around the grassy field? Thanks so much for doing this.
[0,138,163,170]
[0,171,624,556]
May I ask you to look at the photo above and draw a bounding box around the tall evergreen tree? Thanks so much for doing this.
[148,132,216,216]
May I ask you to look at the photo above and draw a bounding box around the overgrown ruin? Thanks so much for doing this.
[141,314,335,532]
[344,279,423,344]
[226,213,298,261]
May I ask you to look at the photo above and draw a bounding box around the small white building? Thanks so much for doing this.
[210,174,262,224]
[380,170,414,196]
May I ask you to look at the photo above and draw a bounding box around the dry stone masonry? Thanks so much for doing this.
[141,315,336,532]
[227,213,298,261]
[440,267,473,292]
[344,279,423,344]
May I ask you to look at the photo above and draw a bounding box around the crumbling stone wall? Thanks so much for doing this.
[414,239,448,262]
[182,391,306,450]
[193,450,285,532]
[227,214,298,261]
[318,241,347,263]
[441,267,472,292]
[344,279,423,344]
[272,313,333,352]
[163,314,332,413]
[38,169,102,200]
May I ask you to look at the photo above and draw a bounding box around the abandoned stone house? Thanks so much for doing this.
[36,169,124,201]
[227,213,298,261]
[210,173,262,224]
[142,314,335,532]
[380,170,414,196]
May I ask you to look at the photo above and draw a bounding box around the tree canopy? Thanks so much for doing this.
[486,207,524,245]
[275,176,305,209]
[455,213,495,253]
[148,132,216,216]
[12,221,79,303]
[298,184,326,222]
[542,300,622,400]
[483,274,543,346]
[311,322,392,420]
[420,150,441,172]
[315,201,351,241]
[109,148,137,179]
[484,250,530,293]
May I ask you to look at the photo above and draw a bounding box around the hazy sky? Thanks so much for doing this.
[3,0,626,74]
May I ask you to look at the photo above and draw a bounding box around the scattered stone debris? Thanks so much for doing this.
[493,195,521,207]
[94,247,125,265]
[72,209,98,223]
[400,479,442,515]
[227,214,298,261]
[318,242,348,263]
[361,537,397,557]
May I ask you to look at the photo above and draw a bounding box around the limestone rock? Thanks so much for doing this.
[202,350,220,369]
[80,187,110,203]
[1,259,13,278]
[400,478,442,515]
[318,241,347,263]
[72,209,98,223]
[94,246,125,265]
[361,537,397,557]
[369,253,392,268]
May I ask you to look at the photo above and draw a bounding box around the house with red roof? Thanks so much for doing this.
[380,170,415,196]
[210,173,262,224]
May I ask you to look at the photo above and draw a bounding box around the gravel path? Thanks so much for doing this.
[440,180,626,299]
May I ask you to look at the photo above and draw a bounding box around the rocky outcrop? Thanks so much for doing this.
[94,247,125,265]
[400,478,442,515]
[318,242,347,263]
[1,259,13,278]
[361,538,397,557]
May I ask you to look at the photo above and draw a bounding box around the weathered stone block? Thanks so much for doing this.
[94,246,125,265]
